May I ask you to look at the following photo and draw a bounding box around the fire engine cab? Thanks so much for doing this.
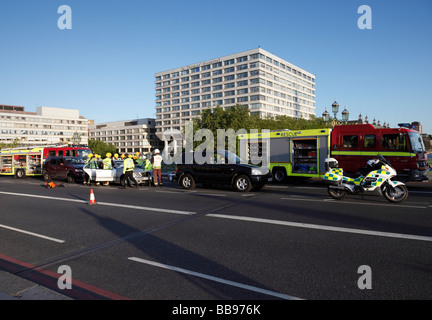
[238,124,428,183]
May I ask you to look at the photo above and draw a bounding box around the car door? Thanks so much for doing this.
[206,152,234,185]
[190,151,211,183]
[48,158,60,178]
[57,158,68,179]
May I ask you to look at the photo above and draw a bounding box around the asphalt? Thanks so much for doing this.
[0,270,72,300]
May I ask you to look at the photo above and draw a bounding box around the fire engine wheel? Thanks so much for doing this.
[273,168,286,183]
[328,186,347,200]
[15,169,25,179]
[383,184,408,203]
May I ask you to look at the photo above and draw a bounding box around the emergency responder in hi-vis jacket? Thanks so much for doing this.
[123,154,138,189]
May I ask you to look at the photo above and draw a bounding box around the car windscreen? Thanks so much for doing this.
[216,150,247,164]
[65,158,85,165]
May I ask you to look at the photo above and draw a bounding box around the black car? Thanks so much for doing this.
[42,156,85,183]
[173,150,271,192]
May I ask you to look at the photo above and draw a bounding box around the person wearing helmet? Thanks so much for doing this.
[113,153,119,160]
[135,152,144,167]
[123,153,138,189]
[152,149,163,187]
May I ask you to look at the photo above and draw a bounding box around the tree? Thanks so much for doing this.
[0,139,22,151]
[189,105,332,151]
[88,139,117,157]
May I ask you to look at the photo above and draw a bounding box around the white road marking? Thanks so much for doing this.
[128,257,302,300]
[195,193,227,197]
[281,197,428,209]
[98,202,194,215]
[0,223,65,243]
[0,191,195,215]
[206,214,432,242]
[266,185,288,189]
[2,191,430,243]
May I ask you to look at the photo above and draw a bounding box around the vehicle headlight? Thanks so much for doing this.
[251,168,264,176]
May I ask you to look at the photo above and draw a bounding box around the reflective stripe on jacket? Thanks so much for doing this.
[123,158,135,174]
[103,158,112,170]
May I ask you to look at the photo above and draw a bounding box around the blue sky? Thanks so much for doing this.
[1,0,431,133]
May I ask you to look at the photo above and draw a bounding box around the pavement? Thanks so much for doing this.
[0,270,71,300]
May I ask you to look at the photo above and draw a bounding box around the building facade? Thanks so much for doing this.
[89,118,162,154]
[154,48,316,133]
[0,105,89,146]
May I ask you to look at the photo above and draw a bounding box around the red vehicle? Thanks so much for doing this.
[0,145,92,178]
[42,145,92,161]
[330,124,428,182]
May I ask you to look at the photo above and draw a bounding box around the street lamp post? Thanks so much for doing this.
[323,99,350,126]
[342,106,349,123]
[322,108,330,122]
[332,99,339,120]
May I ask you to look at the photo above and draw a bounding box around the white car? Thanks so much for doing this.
[83,160,152,186]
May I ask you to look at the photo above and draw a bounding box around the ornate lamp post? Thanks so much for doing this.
[72,132,81,145]
[342,106,349,124]
[332,99,339,120]
[322,108,330,122]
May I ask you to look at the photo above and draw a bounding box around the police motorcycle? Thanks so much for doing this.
[323,154,408,203]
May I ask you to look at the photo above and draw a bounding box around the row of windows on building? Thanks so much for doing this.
[156,53,315,83]
[0,115,87,125]
[157,94,314,109]
[90,134,157,141]
[156,70,315,93]
[0,122,87,131]
[0,130,82,137]
[90,128,155,136]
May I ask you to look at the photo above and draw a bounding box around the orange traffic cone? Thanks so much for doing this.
[89,189,96,205]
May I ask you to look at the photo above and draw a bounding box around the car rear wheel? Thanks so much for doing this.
[233,175,252,192]
[180,173,196,189]
[43,170,51,182]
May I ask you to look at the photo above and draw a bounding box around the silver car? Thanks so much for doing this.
[83,160,152,186]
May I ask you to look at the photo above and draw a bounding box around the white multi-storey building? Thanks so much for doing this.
[154,48,316,133]
[89,118,162,154]
[0,105,89,145]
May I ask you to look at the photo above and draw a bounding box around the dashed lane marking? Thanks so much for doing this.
[281,197,428,209]
[128,257,302,300]
[0,191,195,215]
[0,223,65,243]
[206,214,432,242]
